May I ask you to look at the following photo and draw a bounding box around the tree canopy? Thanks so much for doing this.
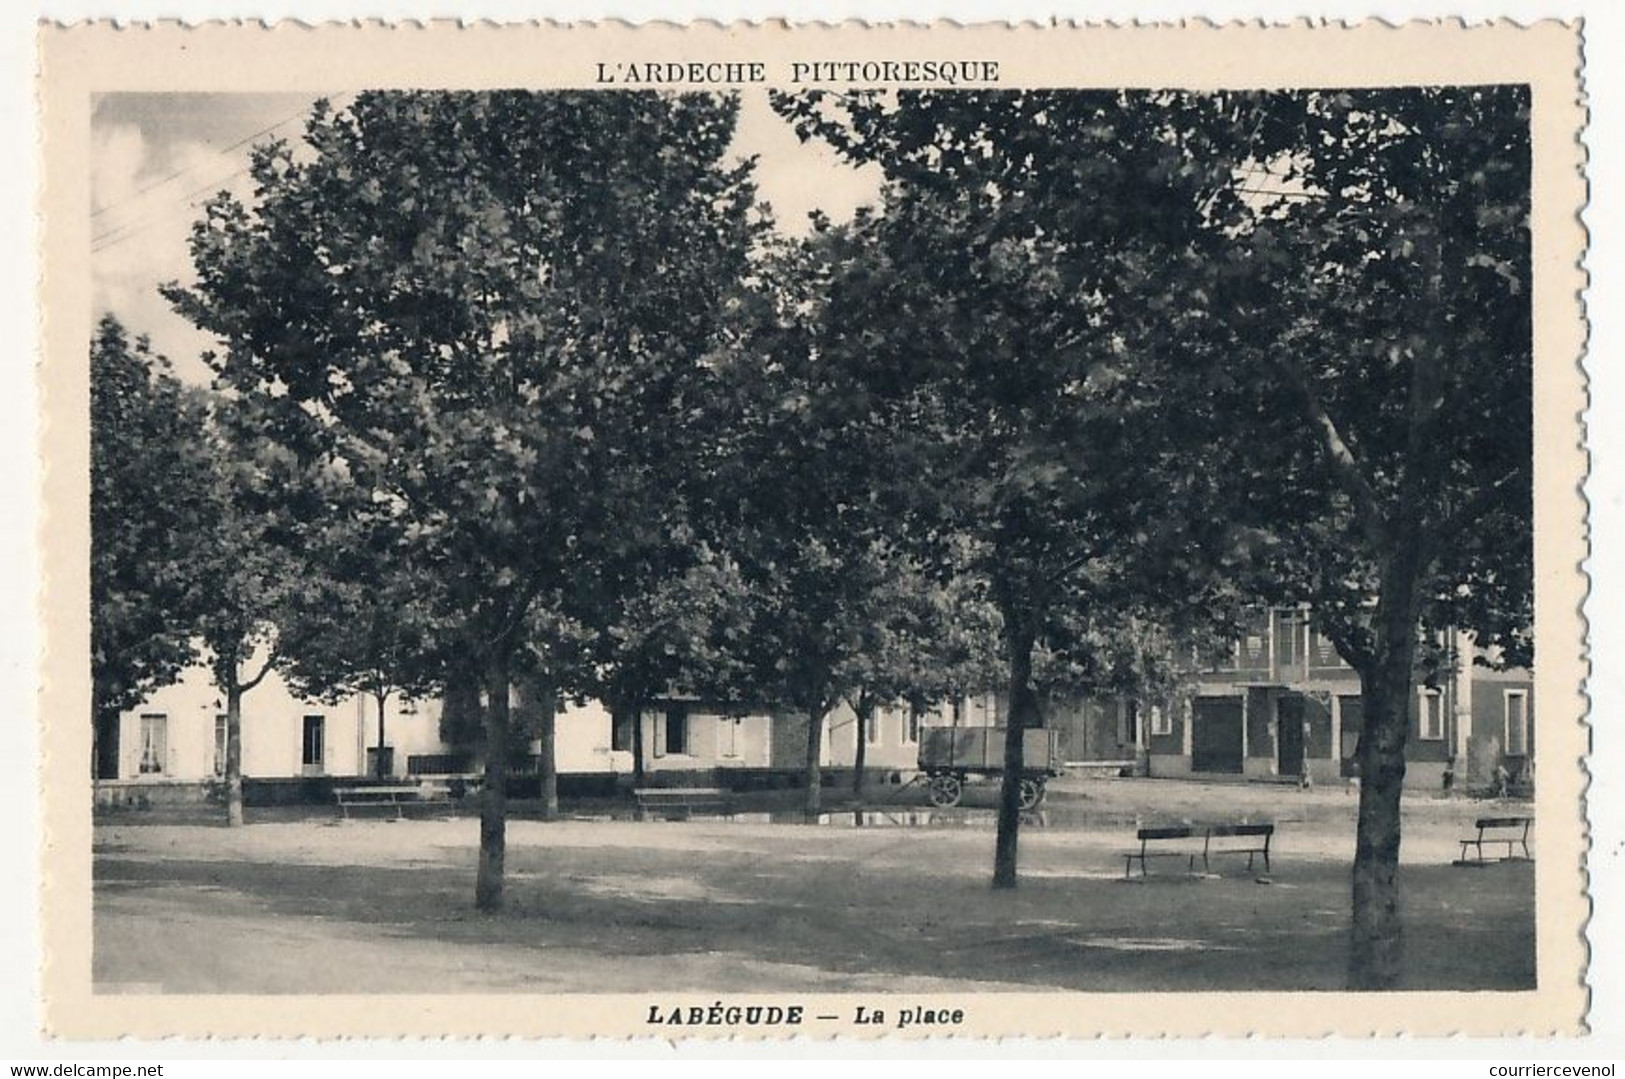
[772,89,1257,881]
[89,316,216,777]
[167,89,763,906]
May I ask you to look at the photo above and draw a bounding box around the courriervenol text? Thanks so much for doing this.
[593,60,1001,85]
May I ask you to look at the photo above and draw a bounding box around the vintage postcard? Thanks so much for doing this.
[38,20,1588,1039]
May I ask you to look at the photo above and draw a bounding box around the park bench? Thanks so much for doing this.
[1456,816,1533,865]
[1123,822,1275,878]
[1202,822,1274,873]
[412,773,483,801]
[333,783,448,820]
[632,786,728,819]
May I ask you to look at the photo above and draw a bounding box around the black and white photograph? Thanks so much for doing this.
[38,20,1589,1040]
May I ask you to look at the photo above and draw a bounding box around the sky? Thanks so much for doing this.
[89,90,883,384]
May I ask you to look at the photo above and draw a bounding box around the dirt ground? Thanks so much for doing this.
[92,776,1536,994]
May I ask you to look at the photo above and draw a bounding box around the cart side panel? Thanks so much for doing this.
[1022,728,1060,773]
[958,727,979,770]
[918,727,957,771]
[922,726,1056,772]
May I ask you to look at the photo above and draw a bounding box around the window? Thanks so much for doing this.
[301,714,325,768]
[1117,700,1135,745]
[1505,691,1529,757]
[611,712,633,753]
[865,711,881,745]
[663,706,688,756]
[138,714,167,775]
[903,710,920,745]
[1309,625,1349,668]
[1418,689,1445,741]
[1272,609,1304,669]
[720,716,738,758]
[1149,703,1172,737]
[213,714,228,776]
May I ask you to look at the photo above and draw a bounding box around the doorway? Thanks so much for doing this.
[1191,696,1244,773]
[1277,695,1306,777]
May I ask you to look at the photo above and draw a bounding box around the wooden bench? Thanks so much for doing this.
[1203,823,1274,873]
[632,787,728,819]
[1456,816,1533,865]
[410,773,483,801]
[1124,822,1275,878]
[1124,825,1203,877]
[334,783,444,820]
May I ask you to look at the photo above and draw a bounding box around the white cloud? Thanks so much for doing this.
[87,91,880,383]
[90,123,256,383]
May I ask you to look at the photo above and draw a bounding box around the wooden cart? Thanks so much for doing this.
[917,726,1063,809]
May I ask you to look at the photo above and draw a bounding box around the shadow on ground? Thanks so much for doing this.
[93,808,1535,994]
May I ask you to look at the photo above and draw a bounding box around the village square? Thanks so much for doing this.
[88,81,1541,997]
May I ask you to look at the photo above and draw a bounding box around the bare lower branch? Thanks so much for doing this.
[1270,350,1388,551]
[238,645,279,693]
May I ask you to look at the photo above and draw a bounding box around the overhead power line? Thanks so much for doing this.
[92,98,324,220]
[90,92,356,254]
[91,162,255,252]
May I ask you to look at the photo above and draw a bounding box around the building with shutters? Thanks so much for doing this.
[1143,607,1535,791]
[94,607,1533,803]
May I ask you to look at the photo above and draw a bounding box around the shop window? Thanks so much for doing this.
[1505,691,1529,757]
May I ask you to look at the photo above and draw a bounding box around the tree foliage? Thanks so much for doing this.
[166,89,760,905]
[774,89,1250,878]
[1197,87,1534,989]
[89,316,216,777]
[1205,87,1533,671]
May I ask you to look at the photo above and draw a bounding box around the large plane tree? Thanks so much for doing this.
[774,90,1248,884]
[781,85,1535,989]
[1202,86,1535,989]
[168,89,759,909]
[89,316,216,780]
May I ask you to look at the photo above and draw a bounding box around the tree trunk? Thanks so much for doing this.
[536,680,559,821]
[611,698,644,786]
[475,649,511,913]
[992,622,1039,889]
[803,695,827,816]
[374,691,390,779]
[1347,502,1433,988]
[224,684,244,828]
[629,702,646,784]
[93,702,121,780]
[852,692,872,796]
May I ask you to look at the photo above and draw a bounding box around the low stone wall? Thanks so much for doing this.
[1146,753,1193,778]
[94,779,212,809]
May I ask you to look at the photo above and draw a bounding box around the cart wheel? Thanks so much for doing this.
[1018,777,1046,810]
[928,774,963,808]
